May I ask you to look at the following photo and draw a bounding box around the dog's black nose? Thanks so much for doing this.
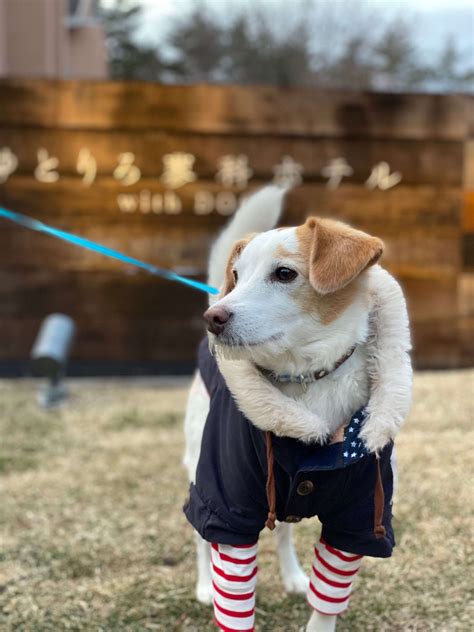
[204,306,232,335]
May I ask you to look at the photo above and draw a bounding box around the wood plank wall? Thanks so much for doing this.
[0,80,472,373]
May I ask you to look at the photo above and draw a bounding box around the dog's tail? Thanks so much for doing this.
[207,185,287,293]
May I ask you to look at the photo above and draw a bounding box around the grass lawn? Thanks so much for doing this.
[0,371,472,631]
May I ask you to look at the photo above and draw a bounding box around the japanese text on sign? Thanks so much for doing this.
[0,147,403,216]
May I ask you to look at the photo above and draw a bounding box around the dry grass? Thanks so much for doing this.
[0,371,472,631]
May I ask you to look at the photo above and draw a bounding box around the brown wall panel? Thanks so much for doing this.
[0,80,472,139]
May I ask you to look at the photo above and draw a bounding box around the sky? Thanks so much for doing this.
[129,0,474,11]
[104,0,474,68]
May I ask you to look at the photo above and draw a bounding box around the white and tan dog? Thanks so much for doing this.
[183,186,412,632]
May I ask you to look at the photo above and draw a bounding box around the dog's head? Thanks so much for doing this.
[204,217,384,368]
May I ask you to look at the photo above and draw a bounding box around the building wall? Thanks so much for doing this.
[0,0,107,79]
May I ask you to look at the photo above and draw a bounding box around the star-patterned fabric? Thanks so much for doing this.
[342,408,369,466]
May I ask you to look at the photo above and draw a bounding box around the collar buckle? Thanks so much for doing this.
[300,377,308,393]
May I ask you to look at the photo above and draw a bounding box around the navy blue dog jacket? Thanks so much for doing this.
[184,339,395,558]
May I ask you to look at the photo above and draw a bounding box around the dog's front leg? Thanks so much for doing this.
[273,522,308,594]
[211,541,258,631]
[216,357,331,444]
[362,267,412,453]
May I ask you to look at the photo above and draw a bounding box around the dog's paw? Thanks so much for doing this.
[282,567,309,594]
[196,581,213,606]
[359,416,393,454]
[297,426,331,446]
[315,429,332,446]
[305,610,337,632]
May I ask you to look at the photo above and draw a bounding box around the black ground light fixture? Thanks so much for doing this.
[31,314,76,408]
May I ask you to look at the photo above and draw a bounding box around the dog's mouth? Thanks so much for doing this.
[213,332,284,348]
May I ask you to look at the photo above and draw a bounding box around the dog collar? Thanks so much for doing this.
[259,346,356,392]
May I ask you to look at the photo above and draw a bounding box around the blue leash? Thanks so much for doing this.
[0,207,219,295]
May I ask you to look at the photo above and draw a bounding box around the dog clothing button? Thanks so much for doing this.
[285,515,302,523]
[296,480,314,496]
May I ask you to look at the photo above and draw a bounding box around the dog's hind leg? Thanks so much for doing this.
[273,522,309,594]
[305,537,363,632]
[306,611,337,632]
[195,533,213,605]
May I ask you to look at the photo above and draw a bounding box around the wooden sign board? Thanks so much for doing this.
[0,80,472,372]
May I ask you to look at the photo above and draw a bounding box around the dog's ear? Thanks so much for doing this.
[301,217,384,294]
[222,237,252,295]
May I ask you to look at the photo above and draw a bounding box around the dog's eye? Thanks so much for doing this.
[233,269,238,284]
[274,267,297,283]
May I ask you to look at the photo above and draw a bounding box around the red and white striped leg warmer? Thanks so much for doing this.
[307,537,363,616]
[211,542,258,632]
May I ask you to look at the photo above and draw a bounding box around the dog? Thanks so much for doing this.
[183,186,412,632]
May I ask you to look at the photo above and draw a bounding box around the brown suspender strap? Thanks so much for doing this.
[373,455,387,539]
[265,431,277,530]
